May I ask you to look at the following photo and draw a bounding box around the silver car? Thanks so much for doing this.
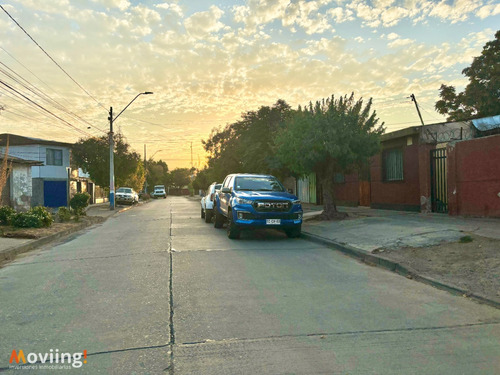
[115,187,139,205]
[200,182,221,223]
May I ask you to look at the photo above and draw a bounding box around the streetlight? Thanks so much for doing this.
[150,149,164,160]
[109,91,153,210]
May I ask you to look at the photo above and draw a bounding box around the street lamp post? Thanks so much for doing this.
[109,91,153,210]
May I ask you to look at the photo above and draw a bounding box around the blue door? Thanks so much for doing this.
[43,181,67,207]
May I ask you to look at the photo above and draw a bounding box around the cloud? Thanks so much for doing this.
[476,3,500,18]
[90,0,130,11]
[388,38,414,48]
[155,2,184,17]
[428,0,482,23]
[184,6,225,38]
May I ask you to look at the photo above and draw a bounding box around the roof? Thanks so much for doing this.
[0,153,44,166]
[381,126,420,142]
[0,133,73,148]
[471,115,500,131]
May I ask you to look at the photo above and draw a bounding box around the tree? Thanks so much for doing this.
[170,168,192,189]
[435,30,500,121]
[202,100,294,182]
[191,168,212,193]
[276,94,384,220]
[72,134,143,189]
[123,161,146,191]
[146,159,169,189]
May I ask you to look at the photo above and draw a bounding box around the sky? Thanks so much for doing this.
[0,0,499,170]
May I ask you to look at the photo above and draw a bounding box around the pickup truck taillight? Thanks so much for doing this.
[210,193,214,201]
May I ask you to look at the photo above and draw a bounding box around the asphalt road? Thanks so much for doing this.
[1,196,499,374]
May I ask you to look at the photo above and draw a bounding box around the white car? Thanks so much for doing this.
[115,187,139,205]
[152,185,166,199]
[200,182,221,223]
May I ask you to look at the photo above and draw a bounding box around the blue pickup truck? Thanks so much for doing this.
[214,174,303,239]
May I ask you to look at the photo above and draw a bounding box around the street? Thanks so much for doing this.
[1,196,499,374]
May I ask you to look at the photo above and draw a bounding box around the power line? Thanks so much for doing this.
[0,79,93,137]
[0,61,107,134]
[0,4,107,112]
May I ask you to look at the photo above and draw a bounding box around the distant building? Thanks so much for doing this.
[0,134,72,208]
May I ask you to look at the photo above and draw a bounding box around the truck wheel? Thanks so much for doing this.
[201,207,205,219]
[214,209,224,228]
[286,226,301,238]
[227,210,240,239]
[205,209,213,223]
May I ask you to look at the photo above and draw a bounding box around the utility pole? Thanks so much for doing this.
[108,91,153,210]
[190,142,193,169]
[144,144,148,194]
[108,107,115,210]
[410,94,425,126]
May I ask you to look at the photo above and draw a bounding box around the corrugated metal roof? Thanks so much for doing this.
[471,115,500,131]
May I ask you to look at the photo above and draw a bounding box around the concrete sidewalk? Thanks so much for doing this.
[0,202,140,261]
[302,204,500,254]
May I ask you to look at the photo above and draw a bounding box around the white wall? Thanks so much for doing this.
[10,164,32,211]
[1,144,70,179]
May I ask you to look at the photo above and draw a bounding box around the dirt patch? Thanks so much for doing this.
[377,234,500,304]
[0,216,105,239]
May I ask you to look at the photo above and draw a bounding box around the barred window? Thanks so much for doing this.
[383,148,403,181]
[46,148,63,166]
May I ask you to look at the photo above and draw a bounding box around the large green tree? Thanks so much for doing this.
[435,30,500,121]
[276,94,384,220]
[72,134,143,189]
[202,100,293,182]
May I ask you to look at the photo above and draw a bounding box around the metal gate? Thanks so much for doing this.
[43,180,68,207]
[430,148,448,213]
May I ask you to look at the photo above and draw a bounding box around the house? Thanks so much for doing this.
[0,134,72,208]
[369,120,476,213]
[297,117,499,217]
[0,154,43,211]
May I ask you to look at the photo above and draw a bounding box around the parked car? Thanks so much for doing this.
[115,187,139,205]
[214,174,302,239]
[151,185,167,199]
[200,182,222,223]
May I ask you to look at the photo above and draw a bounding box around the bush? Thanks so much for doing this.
[0,205,15,225]
[57,206,72,222]
[142,193,151,201]
[70,192,90,216]
[30,206,54,227]
[10,212,43,228]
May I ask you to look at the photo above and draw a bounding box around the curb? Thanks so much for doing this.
[301,231,500,310]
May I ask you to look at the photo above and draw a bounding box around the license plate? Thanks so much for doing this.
[266,219,281,225]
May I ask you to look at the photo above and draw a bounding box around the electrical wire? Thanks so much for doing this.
[0,79,93,137]
[0,61,107,134]
[0,4,107,112]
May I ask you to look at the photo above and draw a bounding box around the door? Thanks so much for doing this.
[359,181,371,207]
[43,180,67,207]
[430,148,448,213]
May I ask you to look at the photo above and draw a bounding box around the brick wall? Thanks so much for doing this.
[447,134,500,217]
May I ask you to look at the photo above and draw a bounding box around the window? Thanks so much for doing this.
[383,148,403,181]
[334,173,345,184]
[46,148,63,166]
